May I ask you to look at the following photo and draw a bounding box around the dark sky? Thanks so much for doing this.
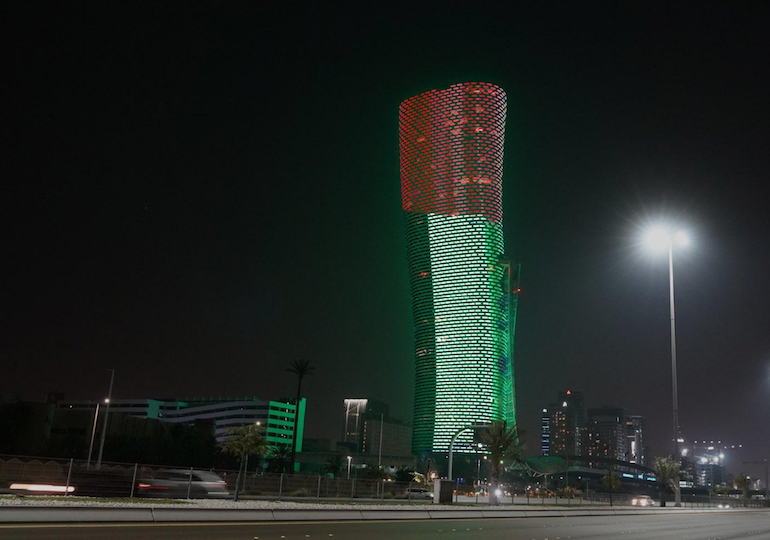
[4,3,769,478]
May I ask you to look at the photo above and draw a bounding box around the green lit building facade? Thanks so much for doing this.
[399,82,518,455]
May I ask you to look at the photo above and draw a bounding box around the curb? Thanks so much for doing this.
[0,505,765,524]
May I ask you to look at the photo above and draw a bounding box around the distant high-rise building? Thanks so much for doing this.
[626,415,645,465]
[541,390,586,456]
[588,407,628,461]
[342,398,397,453]
[540,408,551,455]
[400,82,519,455]
[361,415,412,458]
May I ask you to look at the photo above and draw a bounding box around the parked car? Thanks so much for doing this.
[135,469,229,499]
[405,487,433,500]
[631,495,655,507]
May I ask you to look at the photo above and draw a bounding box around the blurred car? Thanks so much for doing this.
[405,487,433,500]
[717,503,731,509]
[135,469,229,499]
[631,495,655,507]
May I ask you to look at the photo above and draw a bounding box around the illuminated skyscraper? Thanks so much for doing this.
[399,82,518,455]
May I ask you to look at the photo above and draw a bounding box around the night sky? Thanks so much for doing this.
[4,3,769,477]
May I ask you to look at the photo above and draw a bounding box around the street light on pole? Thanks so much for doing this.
[346,455,352,479]
[448,424,489,482]
[96,368,115,469]
[643,226,690,456]
[86,402,100,469]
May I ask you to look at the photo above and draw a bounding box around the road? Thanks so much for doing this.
[1,512,768,540]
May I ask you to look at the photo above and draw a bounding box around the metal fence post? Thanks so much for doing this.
[317,475,321,502]
[408,481,412,501]
[350,478,355,502]
[381,479,385,501]
[186,467,193,499]
[130,463,138,498]
[278,473,283,501]
[64,459,73,497]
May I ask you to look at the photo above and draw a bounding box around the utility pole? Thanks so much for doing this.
[96,368,115,469]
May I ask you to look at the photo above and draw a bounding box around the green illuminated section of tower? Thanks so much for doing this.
[428,214,510,451]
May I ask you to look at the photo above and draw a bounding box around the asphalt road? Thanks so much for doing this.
[1,512,768,540]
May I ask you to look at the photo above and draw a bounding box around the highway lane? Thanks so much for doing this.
[1,511,768,540]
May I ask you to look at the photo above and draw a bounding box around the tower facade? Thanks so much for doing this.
[399,82,515,455]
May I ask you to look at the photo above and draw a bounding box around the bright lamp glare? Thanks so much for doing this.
[644,228,671,250]
[675,231,689,246]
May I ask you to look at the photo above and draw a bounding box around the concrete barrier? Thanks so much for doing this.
[0,506,153,523]
[0,505,765,524]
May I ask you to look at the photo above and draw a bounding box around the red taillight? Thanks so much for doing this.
[137,483,169,491]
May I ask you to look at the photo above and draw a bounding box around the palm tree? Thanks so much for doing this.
[324,455,345,477]
[478,422,525,505]
[266,444,292,473]
[287,359,314,474]
[601,471,621,506]
[734,473,752,505]
[218,424,267,501]
[653,456,682,507]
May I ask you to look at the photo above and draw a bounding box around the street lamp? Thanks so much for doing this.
[86,402,100,468]
[96,369,115,470]
[448,424,489,482]
[643,226,690,456]
[346,455,352,479]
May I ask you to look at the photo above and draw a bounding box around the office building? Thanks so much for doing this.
[626,415,645,465]
[587,407,628,461]
[400,82,519,455]
[540,390,586,456]
[342,398,411,457]
[59,396,304,449]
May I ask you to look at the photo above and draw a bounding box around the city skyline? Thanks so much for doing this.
[3,3,769,482]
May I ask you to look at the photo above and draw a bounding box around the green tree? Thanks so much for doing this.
[653,456,682,507]
[734,473,752,504]
[478,423,525,506]
[266,444,292,473]
[601,471,621,507]
[394,467,416,483]
[324,455,345,477]
[218,425,267,501]
[287,359,314,473]
[363,465,393,480]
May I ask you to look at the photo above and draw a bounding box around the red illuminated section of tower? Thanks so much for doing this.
[399,82,506,222]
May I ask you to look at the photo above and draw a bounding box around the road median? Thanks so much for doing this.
[1,504,766,524]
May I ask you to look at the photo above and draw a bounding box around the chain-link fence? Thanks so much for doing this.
[1,454,767,507]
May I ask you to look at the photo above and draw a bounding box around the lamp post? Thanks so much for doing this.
[86,402,100,468]
[96,368,115,469]
[346,455,352,479]
[644,227,690,456]
[448,424,489,482]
